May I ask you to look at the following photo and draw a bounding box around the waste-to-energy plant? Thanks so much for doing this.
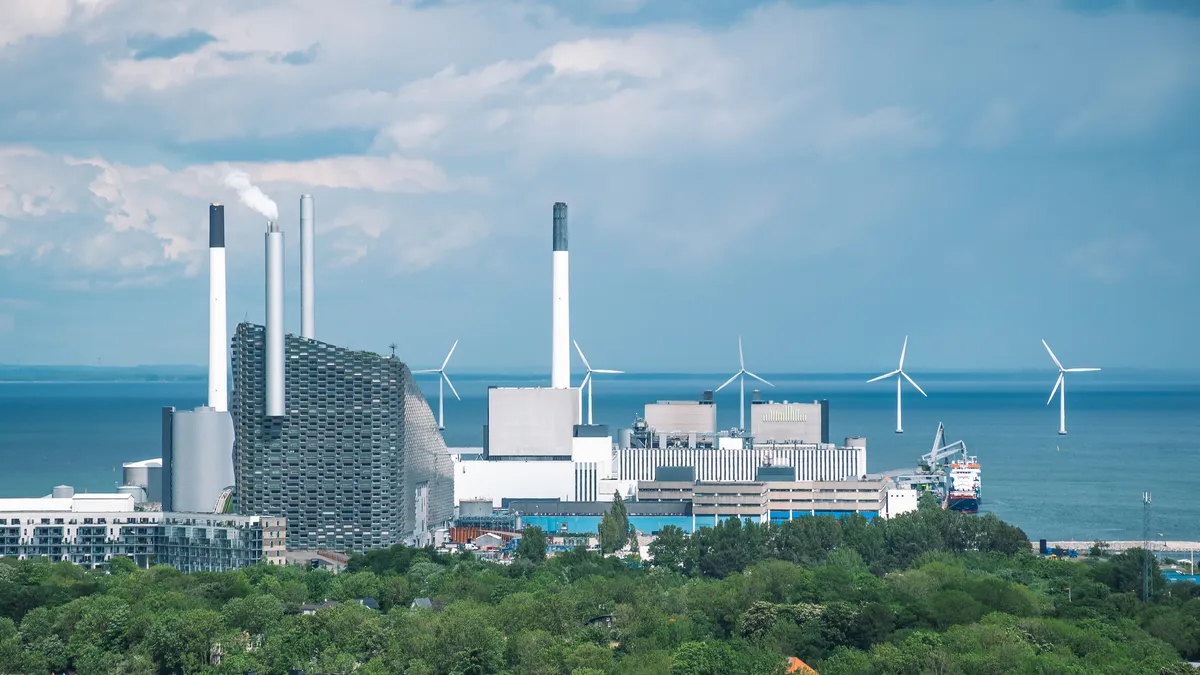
[231,196,454,551]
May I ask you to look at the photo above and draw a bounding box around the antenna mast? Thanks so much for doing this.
[1142,491,1152,603]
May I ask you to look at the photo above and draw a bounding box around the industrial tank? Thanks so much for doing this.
[52,485,74,498]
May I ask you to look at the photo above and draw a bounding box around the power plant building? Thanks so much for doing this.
[750,399,829,444]
[161,203,236,514]
[613,439,866,484]
[231,324,454,551]
[644,399,717,434]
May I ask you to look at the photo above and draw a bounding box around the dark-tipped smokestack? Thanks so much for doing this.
[265,220,284,417]
[300,194,315,339]
[551,202,569,389]
[208,204,227,412]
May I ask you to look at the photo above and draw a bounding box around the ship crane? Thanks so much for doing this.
[922,422,967,468]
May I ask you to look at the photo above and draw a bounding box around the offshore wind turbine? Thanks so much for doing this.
[867,336,926,434]
[414,340,460,431]
[574,340,623,425]
[1042,339,1100,435]
[716,336,773,432]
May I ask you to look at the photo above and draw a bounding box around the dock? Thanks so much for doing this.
[1036,540,1200,554]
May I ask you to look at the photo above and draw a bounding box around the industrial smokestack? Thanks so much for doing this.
[208,204,228,412]
[551,202,570,389]
[300,194,315,339]
[266,221,285,417]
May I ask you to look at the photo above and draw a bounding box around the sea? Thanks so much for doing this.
[1,371,1196,544]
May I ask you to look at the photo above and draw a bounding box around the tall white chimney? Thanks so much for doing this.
[207,204,228,412]
[265,221,285,417]
[300,194,315,339]
[551,202,570,389]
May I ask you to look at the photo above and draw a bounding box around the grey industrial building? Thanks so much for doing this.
[231,323,454,552]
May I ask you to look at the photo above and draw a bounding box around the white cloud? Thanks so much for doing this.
[0,146,478,283]
[0,0,110,49]
[0,0,1196,293]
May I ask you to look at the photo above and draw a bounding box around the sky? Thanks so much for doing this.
[0,0,1197,374]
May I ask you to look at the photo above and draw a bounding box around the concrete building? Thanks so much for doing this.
[0,489,284,571]
[750,399,829,444]
[485,387,579,458]
[232,323,455,552]
[644,399,717,434]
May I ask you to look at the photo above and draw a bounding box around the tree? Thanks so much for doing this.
[598,492,630,554]
[649,525,689,570]
[1089,541,1111,558]
[515,527,548,563]
[917,491,940,511]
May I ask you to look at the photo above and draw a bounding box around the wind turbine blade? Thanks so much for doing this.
[573,340,592,372]
[716,371,741,392]
[738,336,745,370]
[581,372,592,390]
[867,370,900,384]
[745,371,774,387]
[1047,373,1063,405]
[1042,339,1064,371]
[442,372,461,401]
[593,369,623,374]
[899,335,908,370]
[440,340,458,370]
[1064,367,1101,373]
[902,371,927,397]
[413,369,438,374]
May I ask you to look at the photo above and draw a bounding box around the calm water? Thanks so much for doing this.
[1,372,1196,543]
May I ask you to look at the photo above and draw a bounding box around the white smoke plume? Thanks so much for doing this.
[224,170,279,221]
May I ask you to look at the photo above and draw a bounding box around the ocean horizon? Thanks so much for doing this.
[1,370,1196,546]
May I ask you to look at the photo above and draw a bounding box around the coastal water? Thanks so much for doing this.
[1,372,1196,544]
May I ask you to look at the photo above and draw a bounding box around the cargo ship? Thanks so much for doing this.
[944,456,981,513]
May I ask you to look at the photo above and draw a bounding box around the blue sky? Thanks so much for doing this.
[0,0,1197,373]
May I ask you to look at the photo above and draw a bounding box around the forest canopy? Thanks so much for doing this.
[1,504,1197,675]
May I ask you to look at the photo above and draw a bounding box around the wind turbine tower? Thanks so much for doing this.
[415,341,460,431]
[716,336,773,432]
[573,340,623,425]
[867,336,926,434]
[1042,339,1100,435]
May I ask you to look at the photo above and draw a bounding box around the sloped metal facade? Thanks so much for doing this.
[231,323,453,551]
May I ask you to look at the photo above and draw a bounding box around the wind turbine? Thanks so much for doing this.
[574,340,623,425]
[867,336,926,434]
[1042,339,1100,435]
[715,336,773,432]
[414,340,460,431]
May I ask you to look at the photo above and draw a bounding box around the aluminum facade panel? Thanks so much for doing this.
[231,323,454,552]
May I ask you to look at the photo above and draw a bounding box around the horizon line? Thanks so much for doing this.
[1,364,1196,376]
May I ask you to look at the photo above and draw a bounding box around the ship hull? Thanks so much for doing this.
[945,494,979,514]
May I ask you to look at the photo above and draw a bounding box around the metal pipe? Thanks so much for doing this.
[300,194,315,339]
[266,221,285,417]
